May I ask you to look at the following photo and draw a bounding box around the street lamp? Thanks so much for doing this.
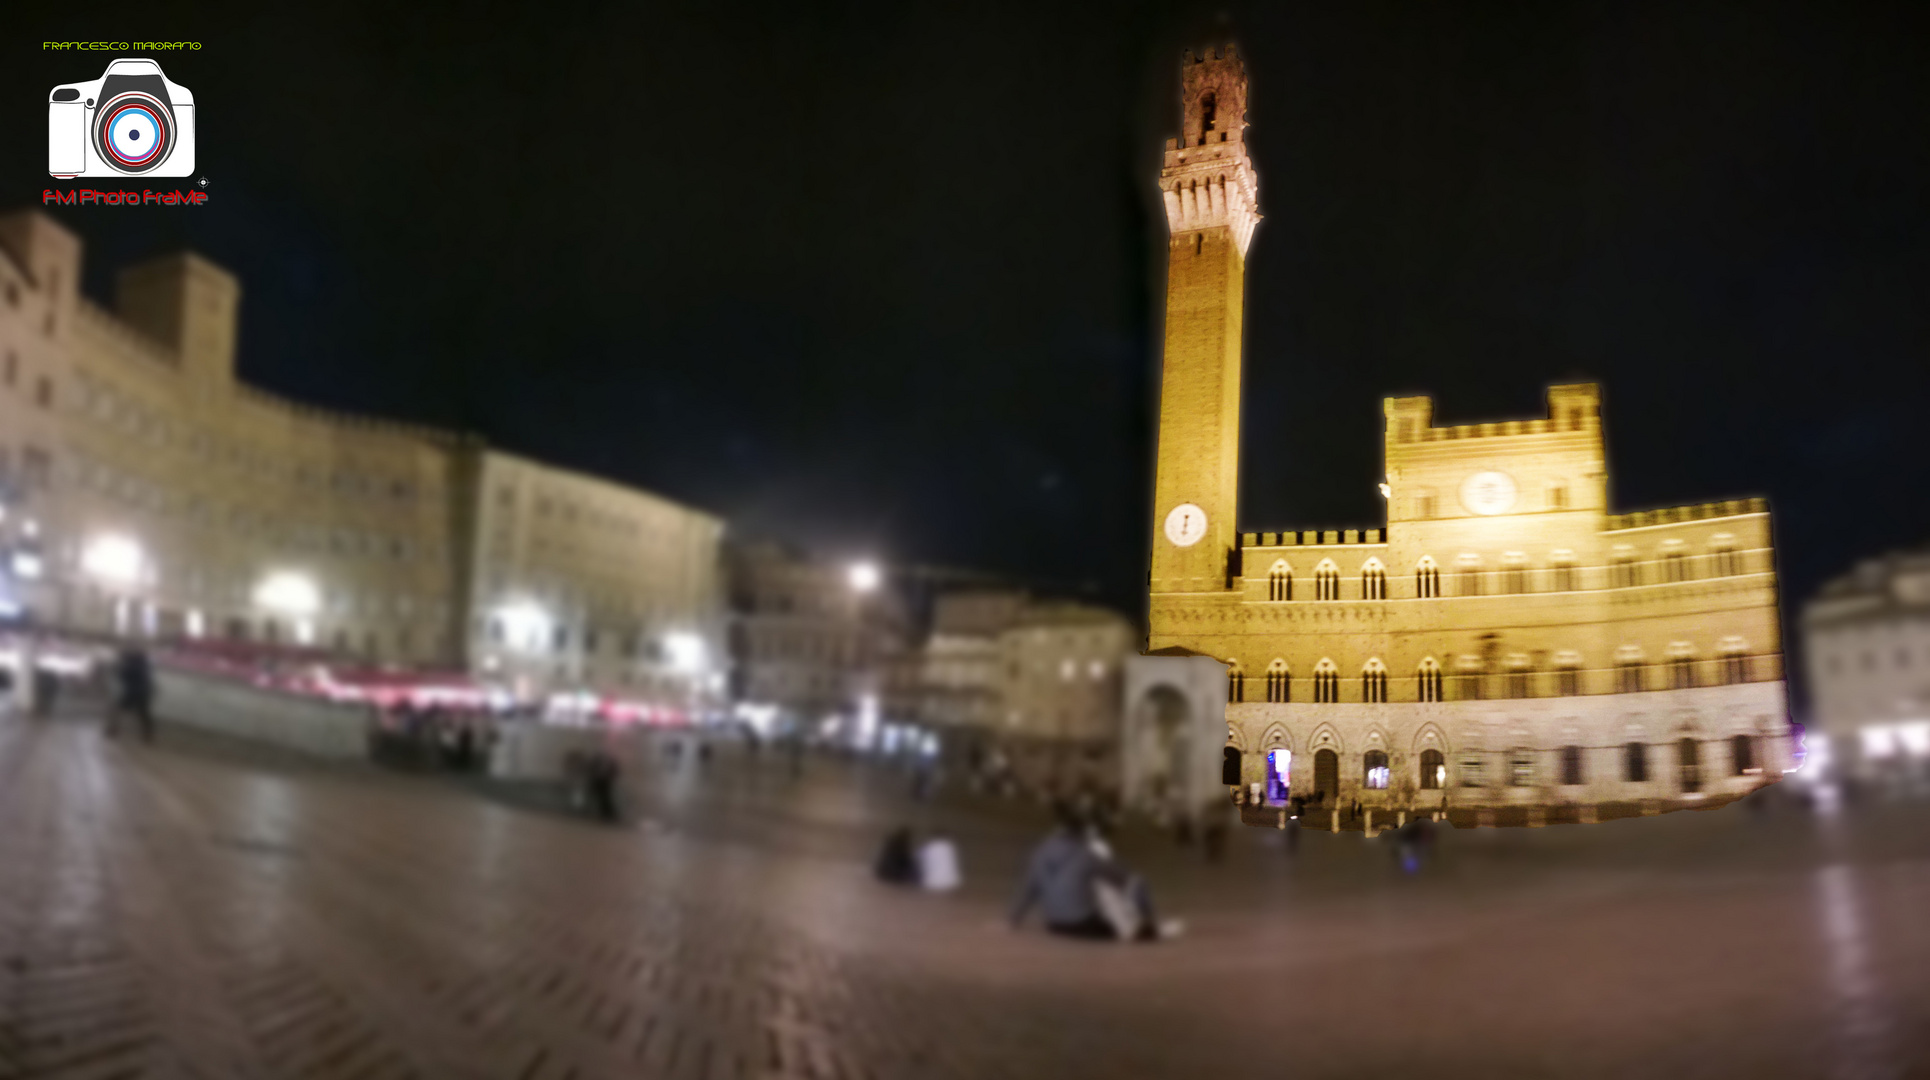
[848,561,880,594]
[81,534,145,588]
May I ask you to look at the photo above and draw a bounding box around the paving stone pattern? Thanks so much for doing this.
[4,714,1930,1079]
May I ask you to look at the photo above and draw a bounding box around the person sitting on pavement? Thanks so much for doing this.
[1010,803,1180,943]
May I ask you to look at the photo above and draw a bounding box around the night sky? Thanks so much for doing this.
[8,4,1930,685]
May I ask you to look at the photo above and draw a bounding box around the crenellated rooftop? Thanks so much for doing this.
[1604,498,1768,532]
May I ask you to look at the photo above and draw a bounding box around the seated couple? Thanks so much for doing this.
[1010,804,1182,943]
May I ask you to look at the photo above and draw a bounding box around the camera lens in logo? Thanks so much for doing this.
[94,91,174,173]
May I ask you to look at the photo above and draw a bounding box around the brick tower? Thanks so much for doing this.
[1148,45,1261,603]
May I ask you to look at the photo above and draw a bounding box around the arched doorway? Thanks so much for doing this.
[1132,685,1193,810]
[1678,736,1701,793]
[1221,745,1242,786]
[1313,748,1339,806]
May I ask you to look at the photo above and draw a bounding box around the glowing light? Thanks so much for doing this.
[665,631,707,673]
[494,601,551,650]
[1898,722,1930,757]
[856,694,879,749]
[254,571,321,616]
[186,609,205,638]
[11,551,42,579]
[1861,726,1896,759]
[1366,766,1391,789]
[1378,482,1391,498]
[848,561,880,594]
[81,534,145,587]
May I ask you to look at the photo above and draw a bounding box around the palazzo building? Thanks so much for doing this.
[1802,546,1930,784]
[1124,46,1793,826]
[0,210,724,709]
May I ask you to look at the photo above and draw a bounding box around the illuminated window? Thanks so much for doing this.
[1227,664,1244,703]
[1457,656,1485,701]
[1364,750,1390,789]
[1555,652,1582,696]
[1265,659,1290,703]
[1561,745,1584,786]
[1611,546,1638,588]
[1362,658,1388,703]
[1361,560,1386,600]
[1712,534,1742,576]
[1419,748,1446,789]
[1551,550,1578,591]
[1315,561,1340,601]
[1616,646,1646,693]
[1416,557,1441,599]
[1669,647,1696,690]
[1459,555,1484,597]
[1662,541,1689,583]
[1502,553,1527,594]
[1506,654,1532,698]
[1313,658,1339,703]
[1417,657,1443,703]
[1268,561,1292,601]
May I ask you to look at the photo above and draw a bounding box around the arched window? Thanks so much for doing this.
[1222,745,1242,786]
[1712,533,1741,576]
[1417,657,1444,703]
[1662,539,1689,583]
[1361,559,1386,600]
[1198,91,1218,143]
[1419,748,1446,789]
[1313,658,1339,703]
[1416,556,1441,599]
[1457,655,1486,701]
[1561,744,1584,785]
[1616,645,1646,693]
[1732,733,1758,775]
[1718,636,1750,685]
[1362,658,1388,703]
[1268,560,1292,602]
[1226,661,1245,703]
[1554,651,1582,696]
[1502,552,1528,594]
[1457,554,1484,597]
[1611,544,1638,588]
[1551,549,1578,592]
[1505,653,1532,698]
[1363,750,1390,789]
[1624,741,1649,782]
[1315,560,1340,601]
[1265,658,1290,703]
[1667,642,1697,690]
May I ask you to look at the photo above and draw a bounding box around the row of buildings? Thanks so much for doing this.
[0,208,1133,770]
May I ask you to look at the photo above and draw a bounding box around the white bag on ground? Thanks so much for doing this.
[1093,880,1138,940]
[918,838,961,892]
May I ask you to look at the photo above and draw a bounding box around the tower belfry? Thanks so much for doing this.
[1148,44,1261,599]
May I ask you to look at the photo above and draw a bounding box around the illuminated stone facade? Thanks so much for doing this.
[0,210,722,707]
[1802,548,1930,782]
[1129,46,1793,825]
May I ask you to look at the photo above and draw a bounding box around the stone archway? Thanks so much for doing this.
[1131,684,1192,810]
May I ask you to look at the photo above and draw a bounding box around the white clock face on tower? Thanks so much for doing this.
[1164,503,1208,547]
[1460,471,1519,516]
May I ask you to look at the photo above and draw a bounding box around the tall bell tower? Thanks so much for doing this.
[1149,44,1260,598]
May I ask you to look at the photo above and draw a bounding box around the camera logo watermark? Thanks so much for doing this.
[48,59,196,179]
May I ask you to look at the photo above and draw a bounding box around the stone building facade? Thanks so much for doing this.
[1802,547,1930,784]
[0,210,722,709]
[1126,46,1793,827]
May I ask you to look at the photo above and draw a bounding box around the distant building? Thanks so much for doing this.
[1802,547,1930,783]
[920,589,1029,733]
[0,210,722,710]
[724,540,914,737]
[1126,46,1793,826]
